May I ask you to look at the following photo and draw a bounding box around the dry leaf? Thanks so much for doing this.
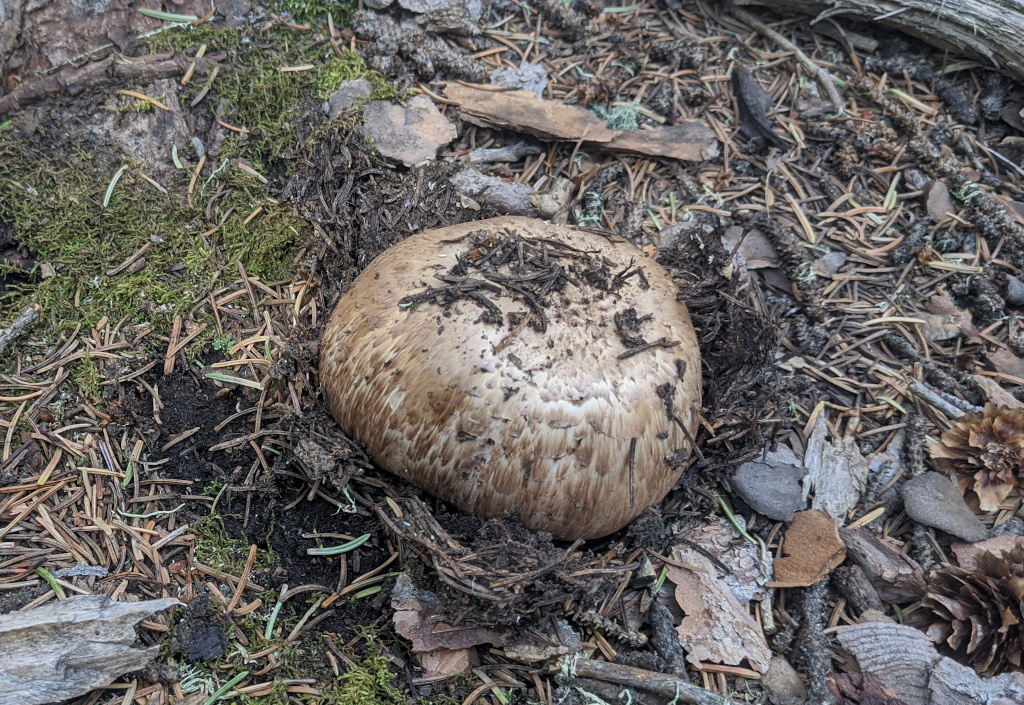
[803,414,869,525]
[722,225,780,269]
[667,545,772,673]
[770,509,847,587]
[392,573,502,653]
[444,84,719,161]
[923,295,982,343]
[418,648,478,679]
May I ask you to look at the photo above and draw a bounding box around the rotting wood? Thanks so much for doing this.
[733,0,1024,82]
[566,658,733,705]
[0,594,180,705]
[0,304,41,359]
[0,53,219,116]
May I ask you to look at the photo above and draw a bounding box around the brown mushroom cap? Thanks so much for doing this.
[321,216,701,540]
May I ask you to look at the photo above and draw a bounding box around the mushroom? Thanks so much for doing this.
[321,216,701,540]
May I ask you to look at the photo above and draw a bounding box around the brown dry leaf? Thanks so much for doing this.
[972,374,1023,409]
[418,648,478,679]
[722,225,780,269]
[951,535,1024,571]
[770,509,847,588]
[923,294,982,343]
[923,179,955,223]
[444,83,719,161]
[667,545,772,673]
[392,573,502,654]
[987,347,1024,378]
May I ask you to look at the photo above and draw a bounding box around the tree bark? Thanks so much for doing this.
[733,0,1024,82]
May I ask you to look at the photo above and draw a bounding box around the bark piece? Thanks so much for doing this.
[840,528,927,603]
[0,304,41,359]
[0,594,180,705]
[392,573,502,653]
[803,414,869,525]
[667,545,772,673]
[836,618,1024,705]
[972,375,1022,409]
[445,84,719,161]
[449,168,537,215]
[681,515,773,602]
[828,672,908,705]
[770,509,847,588]
[569,658,733,705]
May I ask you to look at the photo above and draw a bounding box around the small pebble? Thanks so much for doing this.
[1005,275,1024,307]
[762,655,808,705]
[732,460,807,522]
[902,472,988,542]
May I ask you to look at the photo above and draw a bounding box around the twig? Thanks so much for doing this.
[566,658,732,705]
[0,304,42,359]
[729,5,844,112]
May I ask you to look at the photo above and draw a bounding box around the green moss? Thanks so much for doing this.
[0,142,303,338]
[192,514,273,574]
[276,0,358,24]
[321,638,405,705]
[72,352,102,400]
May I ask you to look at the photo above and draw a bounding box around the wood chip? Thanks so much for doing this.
[769,509,847,588]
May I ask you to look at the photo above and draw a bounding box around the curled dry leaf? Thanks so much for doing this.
[666,544,772,673]
[930,403,1024,512]
[769,509,847,588]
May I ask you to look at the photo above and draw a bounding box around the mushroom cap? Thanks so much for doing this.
[321,216,701,540]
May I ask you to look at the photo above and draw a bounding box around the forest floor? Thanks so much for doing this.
[2,1,1024,704]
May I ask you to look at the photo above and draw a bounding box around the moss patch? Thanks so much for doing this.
[0,141,301,336]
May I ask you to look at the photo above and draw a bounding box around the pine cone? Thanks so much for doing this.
[914,547,1024,675]
[930,403,1024,512]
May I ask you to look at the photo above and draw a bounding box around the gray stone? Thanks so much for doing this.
[762,655,808,705]
[732,460,807,522]
[1006,275,1024,307]
[360,96,457,168]
[814,250,847,277]
[324,78,374,119]
[902,472,988,542]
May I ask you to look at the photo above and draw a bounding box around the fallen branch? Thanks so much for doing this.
[0,304,41,359]
[734,0,1024,82]
[730,4,845,112]
[0,53,218,116]
[0,594,181,705]
[567,658,732,705]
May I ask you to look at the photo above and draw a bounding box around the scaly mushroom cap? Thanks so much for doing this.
[320,216,701,540]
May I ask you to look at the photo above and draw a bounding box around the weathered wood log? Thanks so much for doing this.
[0,594,180,705]
[733,0,1024,82]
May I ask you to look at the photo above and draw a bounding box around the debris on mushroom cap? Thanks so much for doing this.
[320,216,702,540]
[930,403,1024,512]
